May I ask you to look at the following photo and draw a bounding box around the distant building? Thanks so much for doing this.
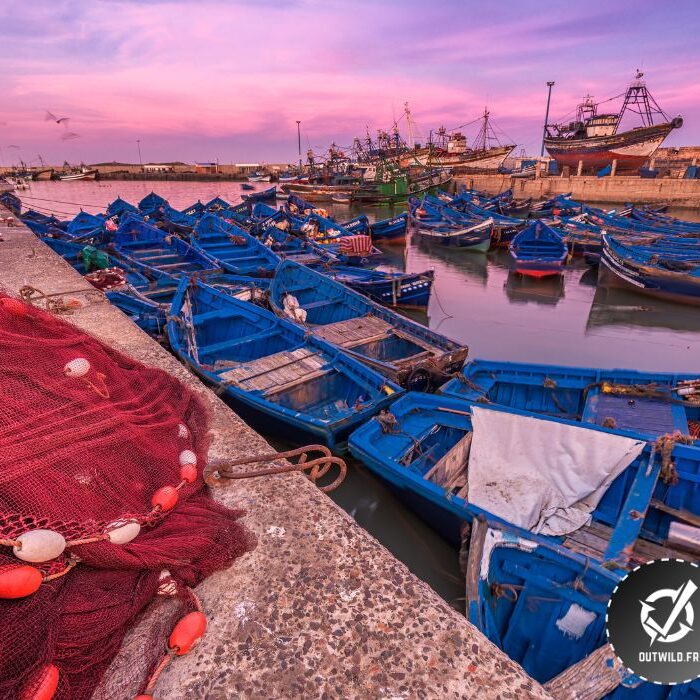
[143,163,173,173]
[195,162,219,174]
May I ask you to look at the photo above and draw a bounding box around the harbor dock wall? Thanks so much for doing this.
[0,204,549,699]
[455,173,700,209]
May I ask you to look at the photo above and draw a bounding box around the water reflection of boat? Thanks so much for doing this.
[413,236,489,284]
[504,269,565,305]
[578,266,599,287]
[587,285,700,333]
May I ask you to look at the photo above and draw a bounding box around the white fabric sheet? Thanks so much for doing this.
[468,406,646,536]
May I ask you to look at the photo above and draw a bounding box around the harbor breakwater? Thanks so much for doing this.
[455,173,700,209]
[0,201,549,699]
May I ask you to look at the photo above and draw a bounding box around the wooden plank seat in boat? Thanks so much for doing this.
[219,347,328,394]
[423,431,472,498]
[313,316,440,362]
[562,521,692,565]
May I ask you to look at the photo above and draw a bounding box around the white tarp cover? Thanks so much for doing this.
[468,406,646,536]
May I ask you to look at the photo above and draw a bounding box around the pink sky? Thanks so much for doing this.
[1,0,698,165]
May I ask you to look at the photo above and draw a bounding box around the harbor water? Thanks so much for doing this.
[20,180,700,611]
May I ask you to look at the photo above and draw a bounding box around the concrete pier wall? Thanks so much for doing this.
[456,173,700,209]
[0,207,548,699]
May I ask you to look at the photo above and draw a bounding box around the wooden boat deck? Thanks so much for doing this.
[219,347,327,395]
[562,521,691,565]
[313,315,439,358]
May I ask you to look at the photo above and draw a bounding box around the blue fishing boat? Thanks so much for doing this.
[138,192,169,217]
[191,213,280,276]
[509,221,567,277]
[242,186,277,203]
[168,279,401,450]
[601,234,700,306]
[465,518,699,698]
[65,211,107,241]
[247,171,271,182]
[440,358,700,440]
[268,260,468,390]
[20,210,66,235]
[324,266,434,309]
[153,205,198,235]
[0,191,22,215]
[241,183,255,190]
[414,216,493,251]
[348,392,700,558]
[111,215,220,280]
[370,213,409,244]
[106,197,139,219]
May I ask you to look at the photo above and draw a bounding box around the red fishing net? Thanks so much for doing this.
[0,293,255,699]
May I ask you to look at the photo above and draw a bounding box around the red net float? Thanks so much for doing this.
[180,464,198,484]
[151,486,179,512]
[20,663,59,700]
[14,529,66,563]
[168,611,207,655]
[0,564,43,598]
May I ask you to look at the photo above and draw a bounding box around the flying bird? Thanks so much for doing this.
[45,110,71,126]
[61,132,80,141]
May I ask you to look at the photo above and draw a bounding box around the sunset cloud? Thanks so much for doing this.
[0,0,697,165]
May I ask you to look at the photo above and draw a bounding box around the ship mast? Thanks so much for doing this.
[404,102,414,149]
[616,70,669,133]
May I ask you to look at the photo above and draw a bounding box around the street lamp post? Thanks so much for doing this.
[296,121,302,171]
[541,81,555,157]
[136,139,143,171]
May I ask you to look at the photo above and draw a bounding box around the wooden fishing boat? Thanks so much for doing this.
[600,234,700,306]
[58,167,98,181]
[348,392,700,557]
[268,260,467,390]
[247,171,271,182]
[191,213,280,276]
[241,186,277,203]
[544,73,682,173]
[110,215,220,280]
[324,266,434,309]
[168,279,401,450]
[465,518,697,698]
[509,221,567,277]
[440,358,700,440]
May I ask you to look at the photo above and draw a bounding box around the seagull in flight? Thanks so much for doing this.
[61,131,80,141]
[45,110,71,126]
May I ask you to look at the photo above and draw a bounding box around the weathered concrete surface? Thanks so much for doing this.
[456,173,700,209]
[0,210,549,699]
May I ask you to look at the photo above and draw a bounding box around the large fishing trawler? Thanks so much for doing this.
[544,72,683,172]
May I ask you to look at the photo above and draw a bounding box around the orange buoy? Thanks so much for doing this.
[20,663,59,700]
[168,611,207,655]
[151,486,179,512]
[1,297,28,316]
[0,564,42,598]
[133,696,153,699]
[179,463,197,484]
